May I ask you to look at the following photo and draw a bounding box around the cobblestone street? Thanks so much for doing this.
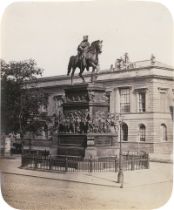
[1,169,172,210]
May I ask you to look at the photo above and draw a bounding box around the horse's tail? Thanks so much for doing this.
[67,56,74,76]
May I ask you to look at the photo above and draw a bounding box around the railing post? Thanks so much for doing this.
[65,157,68,172]
[89,156,93,173]
[131,155,135,170]
[147,154,150,169]
[34,156,37,169]
[21,155,24,167]
[49,158,52,170]
[115,156,118,172]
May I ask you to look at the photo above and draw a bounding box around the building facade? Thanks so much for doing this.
[26,59,174,155]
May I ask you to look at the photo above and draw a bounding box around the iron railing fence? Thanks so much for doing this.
[21,152,149,172]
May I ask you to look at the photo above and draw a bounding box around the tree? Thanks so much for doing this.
[1,59,48,136]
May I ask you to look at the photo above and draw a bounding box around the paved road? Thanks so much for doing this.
[1,172,172,210]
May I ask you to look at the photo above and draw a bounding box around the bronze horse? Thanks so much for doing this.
[67,40,103,84]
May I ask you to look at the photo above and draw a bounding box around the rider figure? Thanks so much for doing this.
[77,35,90,67]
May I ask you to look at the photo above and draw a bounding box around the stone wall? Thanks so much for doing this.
[103,76,173,154]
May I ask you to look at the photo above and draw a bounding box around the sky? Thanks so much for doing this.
[1,0,174,77]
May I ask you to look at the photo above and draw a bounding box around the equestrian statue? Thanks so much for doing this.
[67,35,103,84]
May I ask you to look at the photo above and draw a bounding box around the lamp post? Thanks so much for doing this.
[117,115,124,188]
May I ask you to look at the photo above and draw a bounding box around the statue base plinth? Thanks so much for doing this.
[85,134,119,159]
[56,133,119,159]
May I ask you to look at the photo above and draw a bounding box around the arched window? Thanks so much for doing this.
[121,123,128,141]
[139,124,146,141]
[160,124,167,141]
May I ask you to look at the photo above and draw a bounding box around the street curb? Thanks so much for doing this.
[150,160,173,164]
[1,171,121,189]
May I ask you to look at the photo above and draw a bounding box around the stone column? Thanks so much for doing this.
[136,92,139,113]
[145,89,149,112]
[110,90,115,113]
[130,88,135,113]
[115,88,120,113]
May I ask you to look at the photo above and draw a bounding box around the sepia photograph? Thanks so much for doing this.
[0,0,173,209]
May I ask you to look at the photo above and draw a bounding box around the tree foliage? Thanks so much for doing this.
[1,59,48,135]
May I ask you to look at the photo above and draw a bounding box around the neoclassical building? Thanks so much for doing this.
[27,59,174,155]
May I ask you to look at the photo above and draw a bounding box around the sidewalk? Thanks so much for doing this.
[150,153,173,163]
[0,157,172,188]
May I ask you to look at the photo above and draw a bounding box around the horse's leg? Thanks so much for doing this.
[79,68,85,83]
[67,67,71,76]
[96,64,100,72]
[89,63,98,83]
[90,62,97,72]
[71,68,75,85]
[91,67,94,83]
[67,56,73,76]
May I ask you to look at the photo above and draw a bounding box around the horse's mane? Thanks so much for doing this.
[88,40,100,52]
[91,40,100,47]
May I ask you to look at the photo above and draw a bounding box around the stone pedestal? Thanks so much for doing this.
[85,134,119,159]
[57,83,119,158]
[63,83,109,120]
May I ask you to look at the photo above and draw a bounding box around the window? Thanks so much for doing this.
[120,88,130,113]
[121,123,128,141]
[138,92,146,112]
[139,124,146,141]
[160,124,167,141]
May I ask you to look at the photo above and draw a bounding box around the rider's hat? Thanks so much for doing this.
[83,35,88,41]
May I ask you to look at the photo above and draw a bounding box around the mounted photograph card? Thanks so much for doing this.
[0,0,173,209]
